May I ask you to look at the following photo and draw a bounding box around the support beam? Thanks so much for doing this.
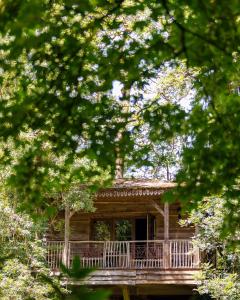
[164,202,169,240]
[122,286,130,300]
[151,200,164,217]
[62,202,70,266]
[194,225,200,267]
[163,202,170,269]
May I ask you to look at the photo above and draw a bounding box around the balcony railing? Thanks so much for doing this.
[46,239,200,271]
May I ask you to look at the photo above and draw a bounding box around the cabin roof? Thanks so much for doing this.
[97,179,176,198]
[112,179,176,189]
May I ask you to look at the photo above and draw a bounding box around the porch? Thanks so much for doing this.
[46,180,200,292]
[46,239,199,271]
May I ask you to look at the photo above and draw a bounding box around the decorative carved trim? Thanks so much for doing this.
[97,189,164,198]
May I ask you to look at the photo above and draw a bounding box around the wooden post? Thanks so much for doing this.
[122,286,130,300]
[194,225,200,267]
[62,202,70,266]
[146,214,149,260]
[164,202,170,268]
[164,203,169,240]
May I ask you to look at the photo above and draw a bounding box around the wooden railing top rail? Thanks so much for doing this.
[46,239,200,271]
[47,239,194,243]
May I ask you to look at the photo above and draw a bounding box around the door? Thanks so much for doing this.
[135,218,147,241]
[135,218,147,260]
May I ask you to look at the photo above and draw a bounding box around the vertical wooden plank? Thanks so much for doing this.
[147,214,149,241]
[164,203,169,240]
[127,242,130,268]
[68,241,71,268]
[179,240,181,268]
[146,215,149,263]
[62,203,70,266]
[103,241,106,268]
[122,286,130,300]
[180,240,182,268]
[109,241,112,268]
[172,241,175,268]
[164,203,169,268]
[185,241,187,267]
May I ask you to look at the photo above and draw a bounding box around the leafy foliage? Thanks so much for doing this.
[0,1,239,234]
[0,1,240,298]
[0,140,110,299]
[125,64,194,180]
[60,257,111,300]
[0,0,240,277]
[0,167,110,300]
[184,197,240,300]
[0,197,63,299]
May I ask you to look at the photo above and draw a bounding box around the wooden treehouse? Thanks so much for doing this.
[46,179,200,299]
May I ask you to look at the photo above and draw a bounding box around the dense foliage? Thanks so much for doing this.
[0,195,62,299]
[184,197,240,300]
[1,0,240,235]
[0,139,110,298]
[0,1,240,298]
[0,170,110,299]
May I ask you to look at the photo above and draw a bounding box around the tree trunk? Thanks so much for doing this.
[115,131,124,179]
[115,89,130,179]
[166,161,170,181]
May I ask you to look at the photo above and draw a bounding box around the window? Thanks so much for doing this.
[92,219,133,241]
[92,220,111,241]
[115,220,132,241]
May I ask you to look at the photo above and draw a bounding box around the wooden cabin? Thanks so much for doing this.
[46,179,200,299]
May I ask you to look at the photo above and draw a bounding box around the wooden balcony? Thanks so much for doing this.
[46,239,200,271]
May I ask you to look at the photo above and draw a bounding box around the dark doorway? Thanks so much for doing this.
[135,218,147,260]
[135,218,147,240]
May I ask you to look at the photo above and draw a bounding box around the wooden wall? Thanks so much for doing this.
[155,203,194,239]
[47,212,90,241]
[47,193,194,241]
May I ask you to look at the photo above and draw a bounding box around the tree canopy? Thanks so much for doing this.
[1,1,240,299]
[1,0,240,232]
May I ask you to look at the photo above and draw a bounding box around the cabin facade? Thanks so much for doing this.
[46,179,200,299]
